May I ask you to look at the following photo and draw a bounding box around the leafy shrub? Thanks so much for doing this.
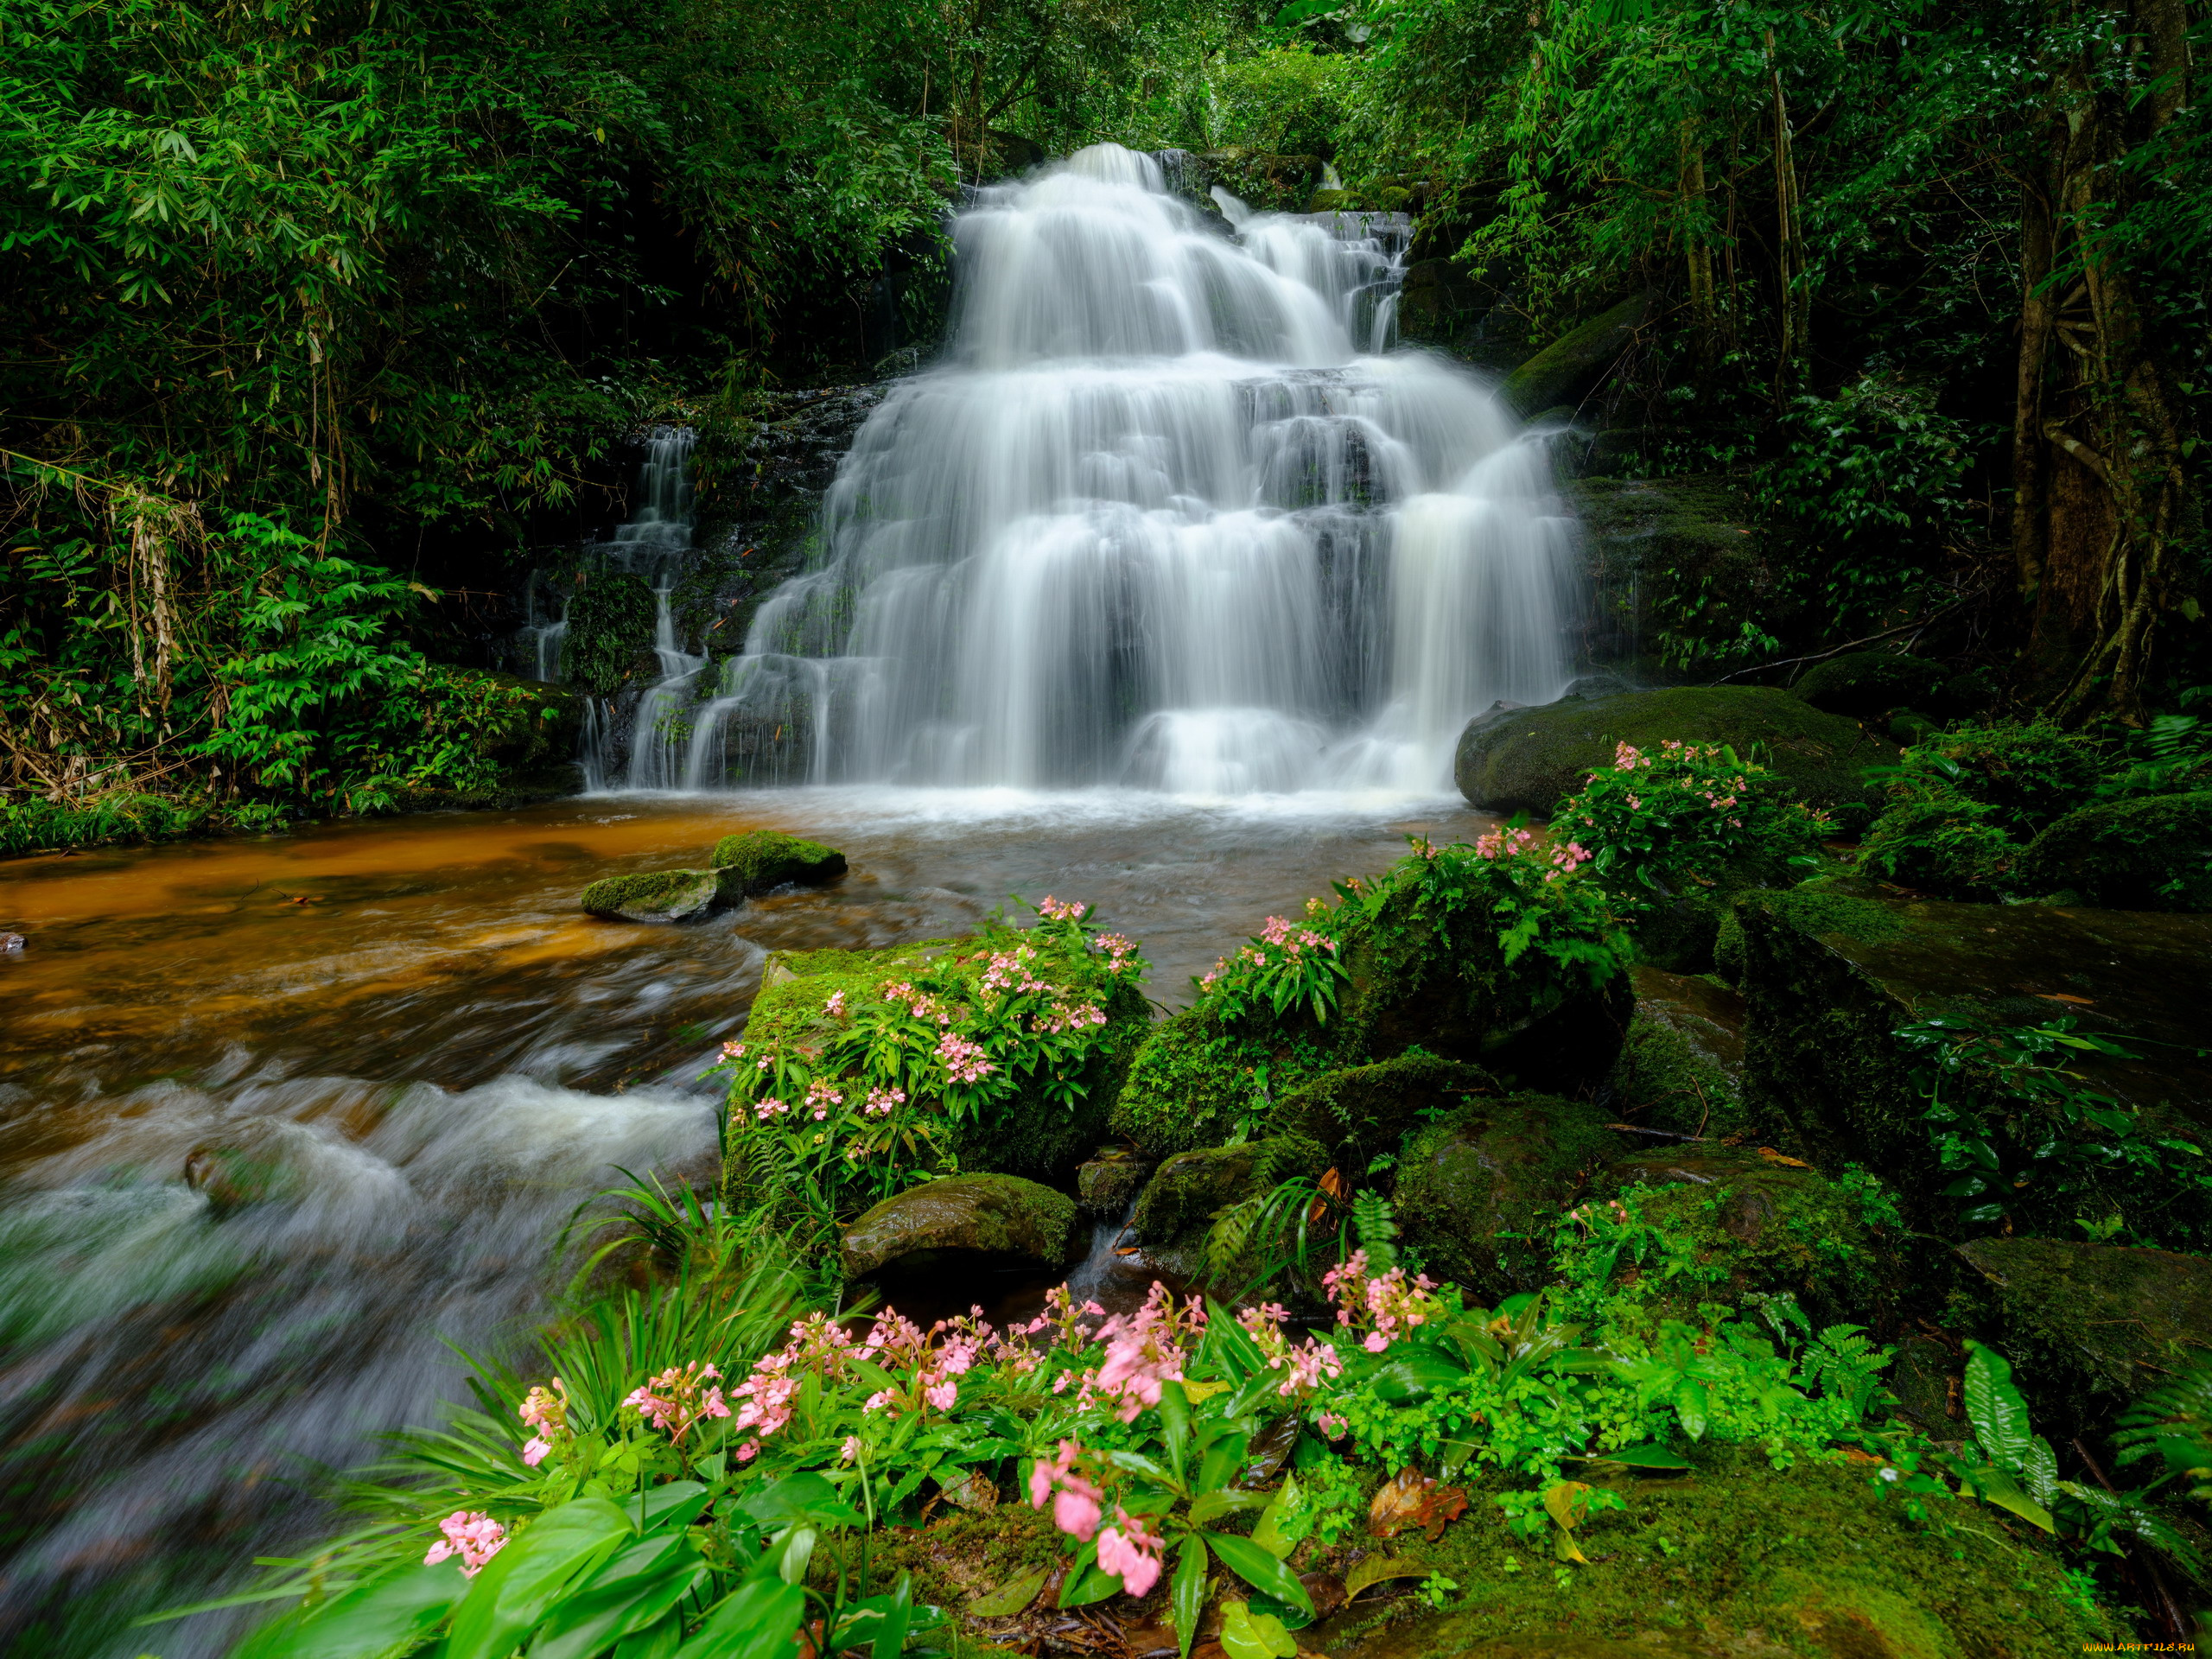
[1211,47,1353,159]
[1855,791,2017,897]
[559,568,658,696]
[1555,738,1826,896]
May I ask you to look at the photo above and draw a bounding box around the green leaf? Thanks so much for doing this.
[1187,1489,1267,1526]
[1963,1344,2032,1474]
[1159,1379,1192,1484]
[1672,1379,1710,1440]
[1582,1444,1694,1470]
[448,1496,635,1659]
[1249,1476,1300,1559]
[1204,1534,1313,1618]
[1171,1536,1207,1659]
[231,1561,467,1659]
[533,1539,709,1659]
[741,1472,863,1532]
[871,1573,913,1659]
[967,1567,1048,1618]
[1218,1600,1298,1659]
[675,1576,805,1659]
[1342,1554,1428,1599]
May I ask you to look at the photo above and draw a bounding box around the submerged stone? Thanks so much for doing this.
[1738,881,2212,1240]
[842,1174,1078,1278]
[579,867,738,921]
[1606,964,1749,1139]
[1454,685,1896,826]
[1391,1093,1623,1301]
[709,830,848,893]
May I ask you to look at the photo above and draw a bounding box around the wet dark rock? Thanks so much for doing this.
[1499,290,1656,417]
[1789,651,1947,718]
[1454,685,1896,827]
[1128,1138,1328,1281]
[709,829,848,893]
[1606,963,1748,1139]
[2015,790,2212,911]
[1954,1236,2212,1432]
[579,868,738,922]
[1269,1053,1497,1169]
[1392,1093,1623,1301]
[1075,1147,1151,1219]
[1738,881,2212,1236]
[842,1174,1079,1279]
[0,931,22,953]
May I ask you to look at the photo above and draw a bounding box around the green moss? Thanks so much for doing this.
[1856,791,2017,899]
[1392,1094,1623,1300]
[841,1174,1077,1276]
[1605,969,1750,1141]
[1790,651,1946,717]
[1712,909,1746,985]
[746,938,1151,1180]
[579,867,732,920]
[1453,685,1897,830]
[709,829,848,893]
[1130,1138,1325,1250]
[1332,1450,2117,1658]
[559,567,657,695]
[2015,790,2212,910]
[1269,1053,1498,1167]
[1751,880,1909,946]
[1110,999,1332,1160]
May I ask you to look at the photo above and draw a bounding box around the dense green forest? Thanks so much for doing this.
[1,0,2206,849]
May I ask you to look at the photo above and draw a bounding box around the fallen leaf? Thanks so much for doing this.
[1342,1554,1428,1599]
[969,1566,1050,1618]
[2036,993,2094,1006]
[1296,1571,1345,1620]
[1366,1467,1470,1542]
[1756,1147,1813,1168]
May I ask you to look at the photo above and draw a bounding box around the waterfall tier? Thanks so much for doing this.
[684,143,1580,796]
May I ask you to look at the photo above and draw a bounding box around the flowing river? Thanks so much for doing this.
[0,789,1486,1656]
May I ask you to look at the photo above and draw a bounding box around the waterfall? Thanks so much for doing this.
[682,143,1578,797]
[571,429,707,790]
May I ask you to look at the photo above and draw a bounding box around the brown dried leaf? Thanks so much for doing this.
[1365,1467,1470,1542]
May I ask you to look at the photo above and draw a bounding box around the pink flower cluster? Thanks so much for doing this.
[1323,1250,1444,1352]
[979,944,1053,996]
[1033,999,1108,1035]
[1037,895,1090,923]
[721,1040,747,1059]
[1084,1283,1204,1422]
[518,1377,569,1466]
[1198,915,1336,993]
[624,1361,731,1444]
[753,1096,790,1122]
[1237,1303,1344,1399]
[424,1510,508,1576]
[729,1314,856,1460]
[884,982,955,1026]
[804,1079,844,1122]
[1093,933,1141,976]
[1027,1440,1163,1597]
[1474,826,1538,861]
[937,1031,995,1084]
[863,1084,907,1117]
[825,990,846,1016]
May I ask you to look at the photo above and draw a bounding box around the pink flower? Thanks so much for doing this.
[1097,1513,1165,1597]
[925,1379,958,1411]
[1363,1331,1389,1353]
[1054,1484,1103,1541]
[424,1510,507,1576]
[825,990,846,1016]
[522,1437,551,1466]
[937,1032,996,1084]
[841,1435,864,1464]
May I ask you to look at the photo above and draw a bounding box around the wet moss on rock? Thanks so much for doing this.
[1789,650,1947,717]
[1268,1052,1498,1170]
[559,567,658,695]
[1605,965,1750,1141]
[709,829,848,893]
[1392,1093,1624,1300]
[841,1173,1078,1278]
[1109,999,1315,1160]
[1129,1137,1327,1258]
[580,867,736,921]
[2015,790,2212,911]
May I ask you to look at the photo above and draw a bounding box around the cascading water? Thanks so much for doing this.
[682,144,1578,796]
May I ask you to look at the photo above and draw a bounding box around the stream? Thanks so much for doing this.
[0,787,1485,1656]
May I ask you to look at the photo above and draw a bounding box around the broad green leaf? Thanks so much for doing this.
[870,1573,912,1659]
[1963,1344,2032,1474]
[1960,1466,2056,1535]
[1204,1533,1313,1618]
[448,1496,634,1659]
[1187,1488,1267,1526]
[232,1560,467,1659]
[1058,1560,1123,1609]
[1159,1379,1192,1484]
[1342,1554,1428,1599]
[1585,1444,1694,1470]
[1218,1600,1297,1659]
[741,1472,862,1531]
[1369,1350,1465,1404]
[675,1577,805,1659]
[1249,1476,1300,1559]
[1170,1536,1207,1659]
[1672,1379,1709,1440]
[967,1566,1048,1618]
[533,1541,709,1659]
[618,1611,684,1659]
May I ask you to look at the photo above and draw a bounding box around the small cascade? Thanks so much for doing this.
[571,428,707,790]
[517,568,569,683]
[675,144,1577,797]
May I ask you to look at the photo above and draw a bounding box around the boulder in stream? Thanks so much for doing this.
[1128,1137,1329,1281]
[1738,880,2212,1240]
[709,830,848,894]
[579,867,738,922]
[1075,1147,1151,1219]
[1454,684,1896,824]
[842,1174,1078,1278]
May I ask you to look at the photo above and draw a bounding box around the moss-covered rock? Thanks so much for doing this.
[841,1174,1078,1278]
[559,567,658,696]
[1854,791,2018,899]
[1454,686,1897,829]
[1738,880,2212,1239]
[745,938,1151,1180]
[1953,1236,2212,1439]
[2014,790,2212,910]
[1075,1147,1151,1219]
[1592,1145,1896,1319]
[1605,965,1749,1140]
[580,867,738,921]
[1498,290,1656,417]
[1128,1137,1330,1280]
[1269,1052,1499,1170]
[1109,998,1307,1160]
[709,829,848,893]
[1312,1450,2118,1658]
[1789,651,1947,717]
[1393,1094,1624,1301]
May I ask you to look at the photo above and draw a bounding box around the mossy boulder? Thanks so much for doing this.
[743,938,1150,1181]
[1314,1451,2118,1658]
[1605,965,1749,1140]
[580,867,740,922]
[841,1175,1078,1279]
[1953,1236,2212,1438]
[1075,1147,1151,1219]
[1498,290,1656,417]
[709,830,848,893]
[1392,1094,1624,1301]
[1109,999,1293,1160]
[1268,1052,1499,1170]
[1128,1137,1329,1280]
[1738,880,2212,1241]
[1453,685,1897,830]
[1789,651,1947,717]
[1592,1145,1896,1319]
[2014,790,2212,910]
[1566,475,1789,676]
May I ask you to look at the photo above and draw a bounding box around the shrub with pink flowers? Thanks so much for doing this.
[715,897,1149,1224]
[1555,738,1827,899]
